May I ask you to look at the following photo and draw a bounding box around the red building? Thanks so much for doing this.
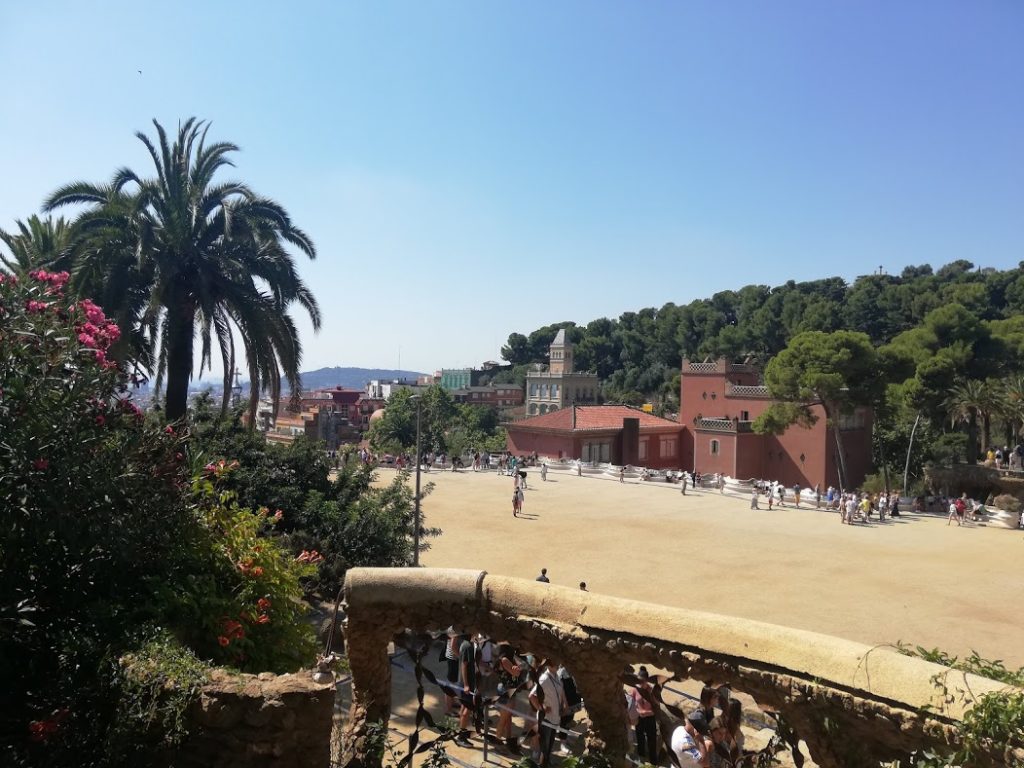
[505,405,685,469]
[679,359,872,489]
[297,387,387,448]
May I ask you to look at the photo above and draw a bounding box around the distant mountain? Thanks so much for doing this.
[286,367,426,393]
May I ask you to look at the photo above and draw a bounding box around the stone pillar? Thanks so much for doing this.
[572,660,630,763]
[341,622,393,768]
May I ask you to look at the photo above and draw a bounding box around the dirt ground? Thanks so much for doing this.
[396,466,1023,668]
[352,466,1022,767]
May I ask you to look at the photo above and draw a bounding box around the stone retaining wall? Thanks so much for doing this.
[169,669,335,768]
[342,567,1023,768]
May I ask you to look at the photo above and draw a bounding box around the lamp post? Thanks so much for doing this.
[411,395,423,566]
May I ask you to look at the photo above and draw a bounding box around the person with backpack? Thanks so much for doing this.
[529,659,567,768]
[494,644,524,754]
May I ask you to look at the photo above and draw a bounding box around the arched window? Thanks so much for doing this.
[710,439,720,456]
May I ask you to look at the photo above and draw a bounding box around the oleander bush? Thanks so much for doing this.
[0,272,316,766]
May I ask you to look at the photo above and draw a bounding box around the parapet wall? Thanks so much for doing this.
[342,567,1021,768]
[170,669,335,768]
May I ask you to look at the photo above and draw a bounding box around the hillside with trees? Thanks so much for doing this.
[501,261,1024,489]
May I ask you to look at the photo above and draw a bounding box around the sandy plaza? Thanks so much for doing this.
[385,466,1024,668]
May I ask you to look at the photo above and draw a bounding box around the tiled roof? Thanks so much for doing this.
[511,405,681,432]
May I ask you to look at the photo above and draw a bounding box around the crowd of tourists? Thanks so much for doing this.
[433,623,752,768]
[436,626,580,765]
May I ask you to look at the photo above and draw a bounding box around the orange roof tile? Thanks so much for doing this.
[511,405,680,432]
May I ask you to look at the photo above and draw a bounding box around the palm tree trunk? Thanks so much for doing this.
[826,404,849,492]
[966,413,979,464]
[164,296,196,421]
[981,413,991,454]
[903,413,921,494]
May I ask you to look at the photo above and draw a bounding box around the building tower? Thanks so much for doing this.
[548,329,573,375]
[525,329,599,416]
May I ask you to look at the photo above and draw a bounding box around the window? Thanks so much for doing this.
[710,439,720,456]
[661,437,677,457]
[552,384,559,398]
[638,439,648,460]
[740,410,750,421]
[530,383,538,397]
[839,409,867,430]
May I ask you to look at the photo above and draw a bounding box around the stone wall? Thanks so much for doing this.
[342,567,1023,768]
[168,669,335,768]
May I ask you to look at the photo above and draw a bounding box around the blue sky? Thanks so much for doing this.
[2,2,1022,375]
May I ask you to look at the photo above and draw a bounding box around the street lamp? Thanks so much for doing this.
[410,395,423,566]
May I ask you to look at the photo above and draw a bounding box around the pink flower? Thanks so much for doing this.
[25,300,48,313]
[77,333,96,347]
[273,509,283,522]
[77,299,105,325]
[164,426,174,434]
[32,458,49,471]
[95,414,106,426]
[218,636,230,647]
[256,614,270,625]
[257,597,272,611]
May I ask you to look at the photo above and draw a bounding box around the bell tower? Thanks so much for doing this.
[549,329,573,375]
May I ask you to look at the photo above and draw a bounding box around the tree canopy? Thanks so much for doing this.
[42,118,320,421]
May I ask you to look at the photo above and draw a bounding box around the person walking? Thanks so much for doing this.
[750,487,759,510]
[529,659,566,768]
[629,667,658,764]
[619,466,625,483]
[455,633,478,747]
[541,463,548,482]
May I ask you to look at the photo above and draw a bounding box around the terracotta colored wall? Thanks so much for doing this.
[734,432,766,480]
[680,361,874,489]
[692,432,736,475]
[506,430,573,458]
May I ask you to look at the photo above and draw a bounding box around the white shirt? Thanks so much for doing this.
[532,670,564,720]
[670,726,702,767]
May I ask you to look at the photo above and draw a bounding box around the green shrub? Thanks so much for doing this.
[0,271,195,763]
[107,630,210,759]
[0,272,316,765]
[172,463,319,672]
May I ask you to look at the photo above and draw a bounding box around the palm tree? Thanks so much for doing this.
[44,118,320,421]
[944,380,986,463]
[975,379,1002,453]
[1003,375,1024,445]
[0,215,72,276]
